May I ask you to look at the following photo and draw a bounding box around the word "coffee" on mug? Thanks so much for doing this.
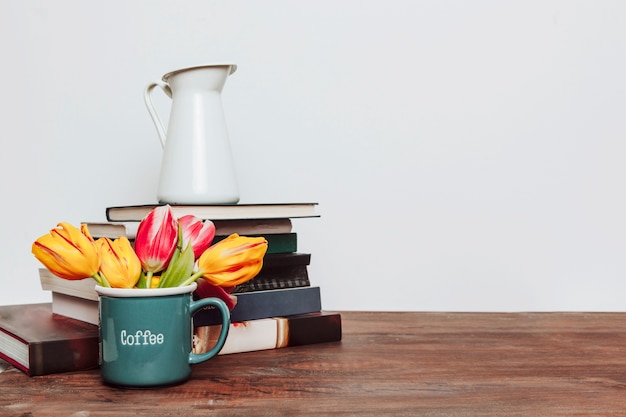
[120,329,165,346]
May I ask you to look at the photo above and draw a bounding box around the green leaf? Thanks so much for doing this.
[137,270,148,288]
[159,243,195,288]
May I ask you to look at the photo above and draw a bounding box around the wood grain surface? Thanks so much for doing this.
[1,312,625,416]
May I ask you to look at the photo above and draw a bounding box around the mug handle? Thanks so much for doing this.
[188,297,230,364]
[143,81,172,148]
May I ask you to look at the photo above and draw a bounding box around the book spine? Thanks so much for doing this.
[233,265,310,293]
[286,312,343,346]
[91,218,294,238]
[26,316,100,376]
[39,269,99,301]
[213,233,298,254]
[193,312,342,356]
[212,218,293,236]
[86,229,298,255]
[51,293,100,326]
[105,203,319,222]
[28,338,100,377]
[193,286,322,327]
[262,253,311,268]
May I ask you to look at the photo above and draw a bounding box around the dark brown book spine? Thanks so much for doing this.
[29,330,99,376]
[286,312,342,346]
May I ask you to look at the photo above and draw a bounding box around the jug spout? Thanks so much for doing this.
[144,63,240,205]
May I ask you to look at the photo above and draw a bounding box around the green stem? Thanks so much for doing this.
[179,270,204,288]
[91,273,102,286]
[145,271,154,288]
[93,272,111,288]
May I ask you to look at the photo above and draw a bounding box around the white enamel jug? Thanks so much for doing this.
[144,63,240,204]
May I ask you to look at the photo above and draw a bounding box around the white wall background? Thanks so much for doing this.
[1,0,625,311]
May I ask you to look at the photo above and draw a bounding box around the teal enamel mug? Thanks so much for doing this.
[95,282,229,388]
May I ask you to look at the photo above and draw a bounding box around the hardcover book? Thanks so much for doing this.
[82,218,294,240]
[39,269,99,301]
[51,292,99,326]
[213,233,298,254]
[82,229,298,255]
[80,221,140,239]
[233,264,310,293]
[262,252,311,268]
[212,218,294,236]
[106,203,319,222]
[193,286,322,326]
[232,252,312,293]
[194,311,342,356]
[0,303,99,376]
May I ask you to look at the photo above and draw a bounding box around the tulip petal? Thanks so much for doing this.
[32,222,100,280]
[179,215,216,259]
[197,234,268,287]
[195,278,237,310]
[96,237,142,288]
[134,205,178,273]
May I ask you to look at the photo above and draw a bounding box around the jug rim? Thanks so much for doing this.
[162,63,237,81]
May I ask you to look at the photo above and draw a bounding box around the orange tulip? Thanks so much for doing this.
[95,237,142,288]
[196,234,268,287]
[32,222,102,283]
[80,224,95,242]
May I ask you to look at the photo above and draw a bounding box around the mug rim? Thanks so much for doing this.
[95,282,197,298]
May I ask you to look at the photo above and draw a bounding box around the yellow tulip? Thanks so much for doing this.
[32,222,100,281]
[197,234,268,287]
[150,276,161,288]
[80,223,95,242]
[95,237,142,288]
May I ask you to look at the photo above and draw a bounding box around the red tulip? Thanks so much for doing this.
[134,205,178,287]
[178,215,216,259]
[195,278,237,310]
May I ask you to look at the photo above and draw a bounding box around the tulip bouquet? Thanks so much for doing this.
[31,205,268,308]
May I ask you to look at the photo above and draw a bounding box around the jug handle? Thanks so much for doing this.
[143,81,172,148]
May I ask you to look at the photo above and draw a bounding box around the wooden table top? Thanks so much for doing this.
[2,311,625,416]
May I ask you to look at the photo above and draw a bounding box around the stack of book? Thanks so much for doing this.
[0,202,341,376]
